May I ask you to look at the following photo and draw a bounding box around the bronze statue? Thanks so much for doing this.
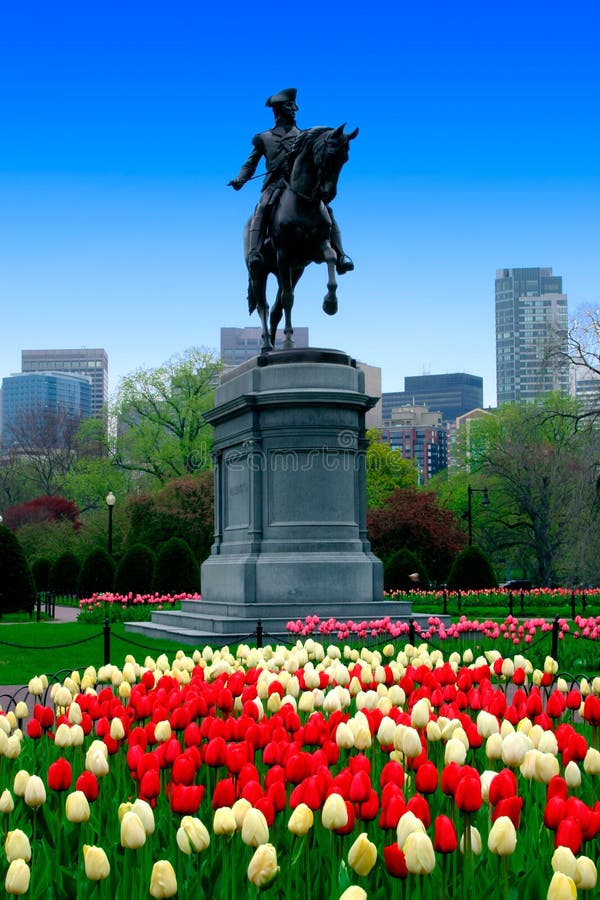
[229,88,358,351]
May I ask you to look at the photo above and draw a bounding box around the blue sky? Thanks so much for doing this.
[1,1,599,408]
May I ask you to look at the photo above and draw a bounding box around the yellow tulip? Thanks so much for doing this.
[552,847,578,880]
[54,723,73,748]
[131,798,155,835]
[347,832,377,876]
[231,798,251,829]
[547,871,577,900]
[339,889,367,900]
[213,807,237,836]
[176,816,210,854]
[241,807,269,847]
[24,775,46,809]
[14,702,29,721]
[322,793,348,830]
[488,816,517,856]
[575,855,597,890]
[403,831,436,875]
[288,803,314,836]
[120,811,146,849]
[149,860,177,898]
[247,843,279,887]
[83,845,110,880]
[0,789,14,813]
[5,830,32,863]
[154,720,172,743]
[65,791,90,824]
[459,825,483,855]
[5,859,30,895]
[396,811,426,849]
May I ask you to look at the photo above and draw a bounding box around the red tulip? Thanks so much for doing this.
[33,704,54,730]
[27,719,42,739]
[139,768,160,799]
[349,771,371,804]
[415,760,438,794]
[335,799,355,835]
[566,689,582,711]
[583,695,600,726]
[547,776,568,802]
[488,769,518,806]
[356,789,379,821]
[454,774,482,813]
[555,816,583,854]
[212,777,236,809]
[266,780,287,813]
[47,758,72,792]
[433,815,458,853]
[441,762,461,797]
[205,736,227,767]
[384,843,408,878]
[544,796,567,831]
[379,792,406,829]
[380,760,405,790]
[492,796,523,829]
[169,783,204,815]
[406,794,431,828]
[546,691,566,719]
[76,770,99,802]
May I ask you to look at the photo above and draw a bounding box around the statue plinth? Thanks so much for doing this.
[200,348,384,609]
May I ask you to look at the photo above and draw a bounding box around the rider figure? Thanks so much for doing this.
[229,87,354,276]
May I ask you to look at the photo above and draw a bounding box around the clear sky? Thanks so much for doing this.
[1,0,599,408]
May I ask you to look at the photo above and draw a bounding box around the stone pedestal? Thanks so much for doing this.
[200,348,383,609]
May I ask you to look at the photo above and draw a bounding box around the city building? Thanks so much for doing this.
[380,404,448,483]
[447,407,494,470]
[382,373,483,424]
[21,348,108,418]
[357,361,382,429]
[1,371,92,450]
[220,327,309,366]
[495,267,569,405]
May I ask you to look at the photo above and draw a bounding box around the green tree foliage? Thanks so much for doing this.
[114,544,156,595]
[463,396,600,586]
[49,551,81,595]
[31,558,52,592]
[383,548,430,592]
[77,548,116,597]
[447,545,498,591]
[368,487,466,584]
[153,537,199,595]
[365,429,418,508]
[113,348,220,485]
[126,471,214,564]
[0,525,36,613]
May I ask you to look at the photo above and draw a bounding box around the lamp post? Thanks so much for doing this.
[466,484,489,546]
[105,491,116,556]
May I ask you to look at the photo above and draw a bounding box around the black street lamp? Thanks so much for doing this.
[466,484,489,546]
[105,491,116,556]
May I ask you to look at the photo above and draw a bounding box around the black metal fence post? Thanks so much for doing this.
[256,620,263,648]
[551,616,559,664]
[520,590,525,615]
[571,592,576,620]
[457,591,462,614]
[409,620,416,645]
[443,590,447,615]
[36,594,41,623]
[103,617,111,665]
[508,592,514,617]
[582,592,587,614]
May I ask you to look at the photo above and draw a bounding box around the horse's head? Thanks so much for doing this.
[291,125,358,204]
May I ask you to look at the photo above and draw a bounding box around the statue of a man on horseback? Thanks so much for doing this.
[228,87,358,351]
[229,87,354,277]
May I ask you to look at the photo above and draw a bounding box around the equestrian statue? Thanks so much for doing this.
[229,88,358,351]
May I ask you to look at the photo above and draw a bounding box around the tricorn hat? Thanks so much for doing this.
[265,87,298,108]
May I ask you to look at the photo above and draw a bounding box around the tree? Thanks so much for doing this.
[383,548,430,592]
[114,544,156,595]
[49,551,81,595]
[367,487,466,584]
[559,306,600,422]
[113,348,221,484]
[2,403,86,496]
[2,496,81,531]
[0,525,36,614]
[153,537,199,594]
[446,545,498,591]
[365,429,418,508]
[77,548,116,597]
[464,397,600,586]
[126,471,214,564]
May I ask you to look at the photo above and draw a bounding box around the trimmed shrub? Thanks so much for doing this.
[447,545,498,591]
[48,551,81,595]
[32,557,52,593]
[114,544,156,595]
[153,537,199,595]
[77,548,116,597]
[384,548,430,592]
[0,525,36,614]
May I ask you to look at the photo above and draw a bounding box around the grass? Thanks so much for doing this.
[0,622,189,686]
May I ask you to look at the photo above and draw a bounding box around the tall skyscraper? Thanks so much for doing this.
[495,268,569,405]
[21,348,108,418]
[1,371,92,450]
[382,373,483,424]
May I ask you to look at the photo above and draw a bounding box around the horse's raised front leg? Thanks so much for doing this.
[321,240,338,316]
[276,250,295,349]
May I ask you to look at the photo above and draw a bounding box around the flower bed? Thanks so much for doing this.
[2,641,600,897]
[78,592,202,624]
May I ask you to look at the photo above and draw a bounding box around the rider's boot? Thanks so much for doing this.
[329,218,354,275]
[336,253,354,275]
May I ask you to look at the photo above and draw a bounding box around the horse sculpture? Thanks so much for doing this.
[245,124,358,351]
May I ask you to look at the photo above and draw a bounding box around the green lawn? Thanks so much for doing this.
[0,622,190,685]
